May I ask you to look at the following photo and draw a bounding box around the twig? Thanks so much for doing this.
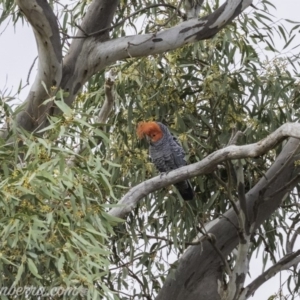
[73,22,88,36]
[286,217,300,253]
[126,267,151,300]
[62,4,180,39]
[266,174,300,201]
[257,232,277,264]
[154,0,184,27]
[227,128,244,146]
[223,161,246,241]
[96,70,116,123]
[26,56,38,85]
[141,234,201,247]
[197,224,232,276]
[236,159,249,235]
[242,250,300,298]
[258,143,300,199]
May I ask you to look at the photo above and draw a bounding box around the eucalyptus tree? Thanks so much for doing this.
[1,0,300,299]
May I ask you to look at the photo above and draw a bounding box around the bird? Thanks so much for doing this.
[137,121,194,201]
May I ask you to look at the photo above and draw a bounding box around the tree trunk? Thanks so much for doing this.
[156,138,300,300]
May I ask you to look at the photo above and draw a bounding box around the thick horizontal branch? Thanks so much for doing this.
[91,0,253,72]
[59,0,252,111]
[109,122,300,218]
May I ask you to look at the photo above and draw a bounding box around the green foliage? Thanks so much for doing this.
[1,0,300,299]
[0,104,123,298]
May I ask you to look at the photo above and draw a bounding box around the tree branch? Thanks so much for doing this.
[109,123,300,219]
[69,4,182,38]
[156,136,300,300]
[96,70,116,124]
[184,0,204,19]
[140,234,201,247]
[197,224,232,276]
[57,0,119,109]
[225,161,252,300]
[10,0,253,135]
[226,235,251,300]
[9,0,62,133]
[236,160,249,234]
[241,250,300,299]
[286,218,300,254]
[92,0,253,74]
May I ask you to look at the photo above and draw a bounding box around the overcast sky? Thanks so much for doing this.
[1,0,300,100]
[1,0,300,299]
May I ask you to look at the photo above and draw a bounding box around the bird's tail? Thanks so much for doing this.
[175,180,194,201]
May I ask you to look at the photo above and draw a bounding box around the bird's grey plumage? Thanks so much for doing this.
[149,122,194,200]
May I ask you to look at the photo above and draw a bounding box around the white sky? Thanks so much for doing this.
[1,0,300,299]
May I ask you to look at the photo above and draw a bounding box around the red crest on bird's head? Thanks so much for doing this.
[136,121,163,142]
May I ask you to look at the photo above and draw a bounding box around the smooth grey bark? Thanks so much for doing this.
[59,0,119,108]
[3,0,119,137]
[13,0,62,133]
